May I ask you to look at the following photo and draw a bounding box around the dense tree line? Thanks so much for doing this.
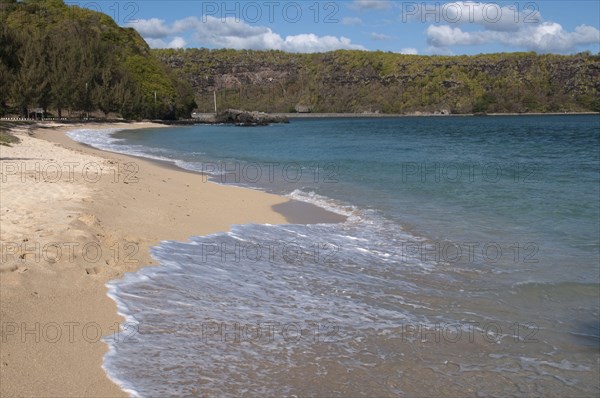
[0,0,195,119]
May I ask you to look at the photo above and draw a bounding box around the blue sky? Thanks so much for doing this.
[77,1,599,54]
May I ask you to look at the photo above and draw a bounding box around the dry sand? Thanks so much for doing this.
[0,122,339,397]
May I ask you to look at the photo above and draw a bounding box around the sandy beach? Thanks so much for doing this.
[0,122,340,397]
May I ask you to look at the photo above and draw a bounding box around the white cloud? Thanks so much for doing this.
[281,34,363,53]
[129,17,365,53]
[419,2,599,53]
[371,32,391,41]
[144,36,187,49]
[342,17,363,26]
[427,25,487,47]
[427,22,600,53]
[168,37,187,49]
[399,48,418,55]
[129,18,173,38]
[351,0,392,11]
[433,2,540,31]
[511,23,599,53]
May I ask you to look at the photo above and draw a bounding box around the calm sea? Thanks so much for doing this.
[68,115,600,397]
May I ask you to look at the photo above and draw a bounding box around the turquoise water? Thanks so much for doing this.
[69,115,600,396]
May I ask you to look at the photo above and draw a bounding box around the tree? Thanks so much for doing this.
[48,30,74,118]
[94,65,119,118]
[0,26,18,114]
[48,21,98,118]
[11,30,50,117]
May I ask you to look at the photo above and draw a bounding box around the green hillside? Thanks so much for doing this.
[0,0,195,119]
[1,0,598,119]
[155,48,600,114]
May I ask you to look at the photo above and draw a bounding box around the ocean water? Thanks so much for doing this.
[68,115,600,397]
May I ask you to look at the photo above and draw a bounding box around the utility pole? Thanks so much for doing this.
[213,91,217,114]
[85,82,89,120]
[154,91,157,105]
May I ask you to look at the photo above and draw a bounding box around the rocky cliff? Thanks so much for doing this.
[154,49,600,115]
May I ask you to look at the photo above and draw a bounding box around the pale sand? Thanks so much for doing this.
[0,122,320,397]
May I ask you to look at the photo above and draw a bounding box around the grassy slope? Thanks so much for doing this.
[154,49,600,114]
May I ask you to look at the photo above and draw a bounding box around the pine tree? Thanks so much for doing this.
[0,26,18,114]
[11,30,49,117]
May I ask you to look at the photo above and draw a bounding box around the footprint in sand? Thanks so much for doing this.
[85,266,101,275]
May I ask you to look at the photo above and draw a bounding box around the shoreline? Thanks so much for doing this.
[277,111,600,118]
[57,125,346,225]
[2,111,597,127]
[0,122,343,397]
[159,111,600,124]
